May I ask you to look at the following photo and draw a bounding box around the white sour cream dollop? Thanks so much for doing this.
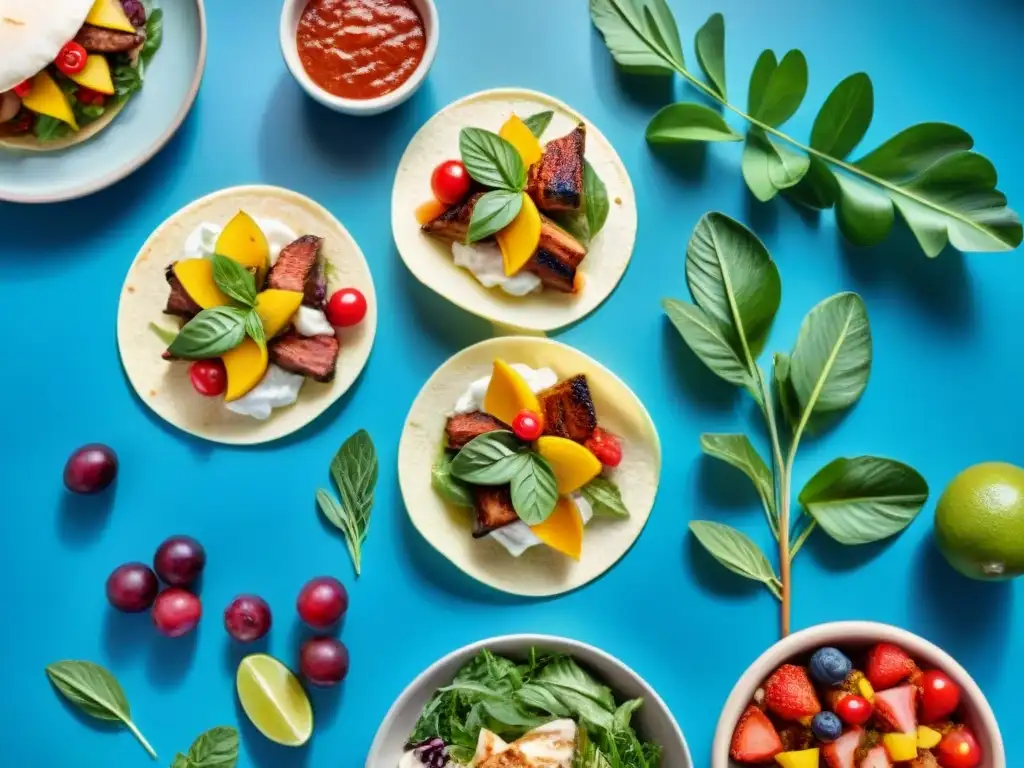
[294,305,334,337]
[183,218,299,266]
[491,492,593,557]
[452,241,541,297]
[225,365,305,420]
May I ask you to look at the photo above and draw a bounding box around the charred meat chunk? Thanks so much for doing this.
[446,411,507,450]
[269,332,339,382]
[267,236,324,305]
[538,375,597,442]
[75,24,145,53]
[527,124,585,212]
[163,264,201,319]
[420,192,484,243]
[524,218,587,293]
[472,486,518,537]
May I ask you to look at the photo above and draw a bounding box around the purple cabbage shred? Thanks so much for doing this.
[120,0,147,28]
[412,738,449,767]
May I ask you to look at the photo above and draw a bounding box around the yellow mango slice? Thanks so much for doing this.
[172,260,229,309]
[531,497,583,560]
[496,193,541,276]
[255,289,303,339]
[483,359,541,426]
[22,71,78,130]
[857,676,875,702]
[882,733,917,762]
[86,0,136,32]
[499,115,543,167]
[917,726,942,749]
[69,55,115,96]
[536,436,602,494]
[215,212,270,279]
[223,339,269,402]
[774,749,819,768]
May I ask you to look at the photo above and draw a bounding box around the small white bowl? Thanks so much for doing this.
[279,0,438,116]
[366,634,692,767]
[712,621,1005,768]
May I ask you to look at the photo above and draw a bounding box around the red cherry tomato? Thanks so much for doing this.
[834,694,872,726]
[76,87,107,106]
[585,427,623,468]
[13,80,32,98]
[189,360,227,397]
[936,728,982,768]
[920,669,961,723]
[512,410,543,442]
[56,42,88,75]
[326,288,367,327]
[430,160,471,205]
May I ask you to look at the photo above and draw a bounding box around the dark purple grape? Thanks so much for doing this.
[224,595,272,642]
[299,637,349,686]
[64,444,118,494]
[106,562,158,612]
[119,0,146,27]
[153,535,206,587]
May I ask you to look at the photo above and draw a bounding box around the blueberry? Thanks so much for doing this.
[809,647,852,687]
[812,711,844,743]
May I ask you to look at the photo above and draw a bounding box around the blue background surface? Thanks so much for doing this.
[2,0,1022,765]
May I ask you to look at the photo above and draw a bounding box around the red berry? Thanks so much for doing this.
[325,288,367,327]
[106,563,158,612]
[56,41,88,75]
[834,694,872,726]
[224,595,272,643]
[730,705,782,763]
[866,642,917,690]
[152,588,202,638]
[189,360,227,397]
[512,410,543,441]
[430,160,471,205]
[153,535,206,587]
[76,87,106,106]
[13,80,32,98]
[763,664,821,722]
[64,443,118,494]
[936,727,982,768]
[920,669,961,723]
[584,427,623,468]
[299,636,349,687]
[296,576,348,629]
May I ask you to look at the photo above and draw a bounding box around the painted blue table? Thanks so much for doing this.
[2,0,1022,765]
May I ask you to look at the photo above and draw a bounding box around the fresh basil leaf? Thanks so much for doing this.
[450,431,525,485]
[185,726,239,768]
[589,0,681,75]
[752,49,807,127]
[689,521,780,597]
[510,453,558,525]
[467,189,523,243]
[810,72,873,159]
[244,310,265,352]
[662,298,755,394]
[646,102,741,144]
[33,115,71,142]
[320,430,378,576]
[799,457,928,545]
[171,754,190,768]
[535,656,616,711]
[612,698,644,732]
[432,454,474,507]
[113,63,142,98]
[579,477,629,518]
[522,111,554,138]
[700,434,775,517]
[459,127,526,191]
[514,683,571,716]
[694,12,727,99]
[143,8,164,61]
[835,175,895,247]
[167,306,247,360]
[212,254,257,307]
[148,321,178,346]
[583,161,610,240]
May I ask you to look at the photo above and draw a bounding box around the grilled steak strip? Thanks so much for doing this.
[421,192,483,243]
[538,374,597,442]
[268,236,324,306]
[527,124,586,212]
[269,332,340,382]
[472,486,518,537]
[75,24,145,53]
[446,412,507,450]
[164,264,201,318]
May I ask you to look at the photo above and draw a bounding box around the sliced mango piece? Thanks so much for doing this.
[223,338,269,402]
[215,212,270,279]
[530,496,583,560]
[774,749,819,768]
[415,198,448,225]
[172,260,230,309]
[536,436,602,494]
[499,115,543,167]
[496,193,541,276]
[917,726,942,749]
[882,733,918,762]
[255,289,303,339]
[483,359,541,426]
[22,71,77,130]
[69,55,115,96]
[86,0,137,32]
[855,674,875,702]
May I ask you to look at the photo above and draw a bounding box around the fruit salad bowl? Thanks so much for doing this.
[713,621,1004,768]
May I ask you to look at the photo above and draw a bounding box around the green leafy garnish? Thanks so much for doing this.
[579,477,629,518]
[467,189,523,243]
[459,127,527,190]
[211,254,257,307]
[148,322,179,346]
[316,430,379,576]
[523,110,554,138]
[33,115,71,142]
[432,453,475,507]
[167,306,248,359]
[113,62,143,98]
[171,726,238,768]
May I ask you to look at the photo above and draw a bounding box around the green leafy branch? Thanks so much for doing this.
[666,213,929,636]
[590,0,1022,258]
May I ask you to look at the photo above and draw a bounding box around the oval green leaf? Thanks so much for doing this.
[695,12,727,98]
[212,253,257,307]
[467,189,524,243]
[522,110,554,138]
[186,726,239,768]
[589,0,679,75]
[810,72,874,159]
[700,434,774,516]
[583,161,610,240]
[754,49,808,127]
[689,521,780,596]
[836,175,895,247]
[510,453,558,525]
[451,431,528,485]
[784,157,840,211]
[742,130,779,202]
[579,476,629,518]
[167,306,247,360]
[646,102,741,144]
[459,127,526,190]
[432,454,474,507]
[854,122,973,179]
[662,298,755,394]
[747,50,777,116]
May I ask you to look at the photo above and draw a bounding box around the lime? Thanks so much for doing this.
[934,462,1024,580]
[236,654,313,746]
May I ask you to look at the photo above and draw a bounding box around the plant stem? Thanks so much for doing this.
[125,719,158,760]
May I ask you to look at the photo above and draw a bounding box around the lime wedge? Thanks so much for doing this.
[236,654,313,747]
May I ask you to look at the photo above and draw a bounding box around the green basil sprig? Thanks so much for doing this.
[171,726,239,768]
[168,306,248,359]
[467,190,524,244]
[459,128,527,242]
[212,253,257,307]
[510,453,558,525]
[316,430,379,576]
[579,476,629,518]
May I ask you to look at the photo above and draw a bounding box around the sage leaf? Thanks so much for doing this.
[46,660,158,759]
[432,453,474,507]
[752,49,807,127]
[689,521,780,598]
[662,299,754,393]
[583,161,610,240]
[467,189,523,243]
[810,73,874,159]
[510,453,558,525]
[167,306,247,360]
[788,292,872,421]
[700,434,775,517]
[646,102,741,143]
[588,0,680,74]
[450,431,525,484]
[522,110,554,138]
[694,12,726,99]
[184,726,239,768]
[799,456,929,545]
[835,175,895,246]
[211,253,257,307]
[784,157,839,211]
[459,128,526,191]
[321,429,378,576]
[579,476,629,518]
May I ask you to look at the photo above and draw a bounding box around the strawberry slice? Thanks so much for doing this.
[822,727,863,768]
[873,685,918,733]
[764,664,822,722]
[859,745,893,768]
[866,643,917,690]
[730,705,783,763]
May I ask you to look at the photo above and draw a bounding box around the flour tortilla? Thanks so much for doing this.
[0,100,130,151]
[392,88,638,333]
[117,186,377,446]
[398,337,660,597]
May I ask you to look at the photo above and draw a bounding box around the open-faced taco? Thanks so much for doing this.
[392,89,637,332]
[398,337,659,596]
[0,0,163,150]
[117,185,377,445]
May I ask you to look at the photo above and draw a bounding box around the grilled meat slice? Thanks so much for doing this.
[267,235,323,305]
[527,124,586,212]
[538,375,597,442]
[525,218,587,293]
[164,264,201,318]
[421,192,484,243]
[472,485,518,537]
[446,411,507,450]
[269,332,339,382]
[76,24,144,53]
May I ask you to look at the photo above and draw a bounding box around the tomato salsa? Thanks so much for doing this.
[297,0,426,100]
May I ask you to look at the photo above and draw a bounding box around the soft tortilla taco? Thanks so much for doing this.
[398,336,660,596]
[392,88,638,333]
[0,0,163,150]
[117,186,377,445]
